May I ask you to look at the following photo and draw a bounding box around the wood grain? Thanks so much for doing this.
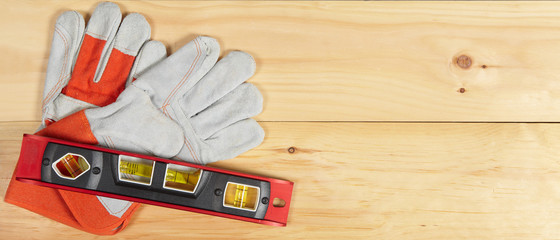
[3,1,560,121]
[3,1,560,239]
[2,122,560,239]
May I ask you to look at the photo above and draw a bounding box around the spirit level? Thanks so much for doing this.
[15,134,293,226]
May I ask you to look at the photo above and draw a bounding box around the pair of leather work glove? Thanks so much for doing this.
[5,2,264,235]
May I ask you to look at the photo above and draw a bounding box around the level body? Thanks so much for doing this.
[15,134,293,226]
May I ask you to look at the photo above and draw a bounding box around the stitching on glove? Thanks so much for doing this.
[162,101,201,163]
[130,47,146,78]
[43,27,70,110]
[169,103,200,163]
[183,137,200,164]
[107,136,116,149]
[45,112,57,121]
[160,38,202,111]
[86,31,108,40]
[103,136,109,148]
[157,38,203,163]
[113,45,137,56]
[103,136,114,149]
[102,136,108,147]
[161,107,200,163]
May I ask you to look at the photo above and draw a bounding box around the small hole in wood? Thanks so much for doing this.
[288,147,296,154]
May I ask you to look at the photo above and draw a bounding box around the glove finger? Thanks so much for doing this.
[204,118,264,163]
[126,40,167,86]
[61,2,122,105]
[182,51,256,117]
[86,86,186,159]
[41,11,84,115]
[191,83,263,140]
[97,13,151,84]
[133,36,220,110]
[86,13,151,106]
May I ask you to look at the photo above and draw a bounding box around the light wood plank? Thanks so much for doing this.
[3,1,560,122]
[2,122,560,239]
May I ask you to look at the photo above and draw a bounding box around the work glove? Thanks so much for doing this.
[31,36,264,234]
[5,2,166,234]
[42,35,265,166]
[40,2,154,128]
[8,2,264,235]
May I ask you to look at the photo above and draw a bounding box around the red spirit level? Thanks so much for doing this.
[15,134,293,226]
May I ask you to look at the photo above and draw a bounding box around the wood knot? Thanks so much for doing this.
[458,88,466,93]
[288,147,296,154]
[456,55,472,69]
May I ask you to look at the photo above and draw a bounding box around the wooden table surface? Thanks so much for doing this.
[3,1,560,239]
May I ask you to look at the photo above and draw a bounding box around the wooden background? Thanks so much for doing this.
[2,1,560,239]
